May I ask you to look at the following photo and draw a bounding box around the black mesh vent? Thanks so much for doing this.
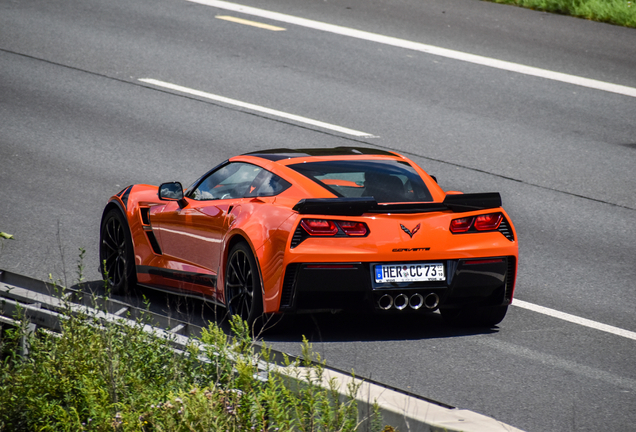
[498,216,515,242]
[504,256,516,303]
[280,264,299,308]
[146,231,162,255]
[140,207,151,225]
[290,225,308,248]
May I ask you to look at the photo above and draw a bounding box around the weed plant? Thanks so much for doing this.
[0,290,386,431]
[487,0,636,27]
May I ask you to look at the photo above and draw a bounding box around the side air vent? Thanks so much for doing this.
[140,207,151,225]
[498,216,515,242]
[290,225,309,248]
[279,264,299,309]
[504,257,516,303]
[146,232,162,255]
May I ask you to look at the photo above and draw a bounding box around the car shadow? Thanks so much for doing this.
[260,311,499,344]
[72,281,499,343]
[71,280,230,331]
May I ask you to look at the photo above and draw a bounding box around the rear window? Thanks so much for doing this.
[288,160,433,203]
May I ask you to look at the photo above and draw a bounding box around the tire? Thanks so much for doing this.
[440,305,508,328]
[100,209,136,295]
[224,242,264,329]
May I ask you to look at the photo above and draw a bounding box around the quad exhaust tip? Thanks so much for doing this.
[394,294,409,310]
[409,293,424,310]
[378,294,393,310]
[377,293,440,311]
[423,293,440,310]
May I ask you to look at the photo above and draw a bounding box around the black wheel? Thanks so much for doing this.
[100,209,136,295]
[225,242,264,328]
[440,305,508,327]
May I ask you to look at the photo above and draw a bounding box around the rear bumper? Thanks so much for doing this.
[278,256,516,313]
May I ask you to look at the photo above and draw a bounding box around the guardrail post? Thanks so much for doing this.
[20,321,37,357]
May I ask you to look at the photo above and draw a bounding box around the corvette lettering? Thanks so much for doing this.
[392,247,430,252]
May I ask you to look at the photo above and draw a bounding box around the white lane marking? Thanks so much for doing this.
[187,0,636,99]
[216,15,286,31]
[139,78,376,137]
[514,299,636,341]
[480,338,636,390]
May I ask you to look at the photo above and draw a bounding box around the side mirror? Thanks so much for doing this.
[159,182,184,200]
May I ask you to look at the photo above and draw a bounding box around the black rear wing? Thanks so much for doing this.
[292,193,502,216]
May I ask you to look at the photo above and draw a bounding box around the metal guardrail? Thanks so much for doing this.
[0,270,197,336]
[0,269,522,432]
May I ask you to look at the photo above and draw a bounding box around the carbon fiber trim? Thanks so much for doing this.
[120,185,133,209]
[137,266,216,289]
[280,264,299,308]
[146,231,162,255]
[504,256,516,303]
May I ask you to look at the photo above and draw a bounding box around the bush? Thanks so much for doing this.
[488,0,636,28]
[0,297,385,432]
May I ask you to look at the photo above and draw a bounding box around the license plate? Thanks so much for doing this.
[375,263,445,283]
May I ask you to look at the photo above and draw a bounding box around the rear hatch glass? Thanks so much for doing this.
[288,160,433,203]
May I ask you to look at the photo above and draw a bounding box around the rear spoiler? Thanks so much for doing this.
[442,192,502,212]
[292,193,502,216]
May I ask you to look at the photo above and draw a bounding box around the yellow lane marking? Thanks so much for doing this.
[196,0,636,98]
[216,15,286,31]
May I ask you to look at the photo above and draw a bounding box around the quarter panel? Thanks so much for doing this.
[227,198,297,313]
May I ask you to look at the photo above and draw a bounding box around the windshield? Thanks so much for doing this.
[288,160,433,203]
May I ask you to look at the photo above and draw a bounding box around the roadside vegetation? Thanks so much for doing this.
[0,258,390,432]
[0,232,14,261]
[486,0,636,27]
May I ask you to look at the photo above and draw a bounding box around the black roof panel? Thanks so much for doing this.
[243,147,396,161]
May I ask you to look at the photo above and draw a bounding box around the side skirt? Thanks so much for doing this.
[136,265,224,306]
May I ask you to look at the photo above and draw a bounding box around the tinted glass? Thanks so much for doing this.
[191,162,290,200]
[244,169,292,197]
[288,160,433,203]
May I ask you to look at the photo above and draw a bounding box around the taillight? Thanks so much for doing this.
[450,217,474,233]
[337,221,368,236]
[299,219,369,237]
[300,219,338,236]
[450,212,503,233]
[474,213,503,231]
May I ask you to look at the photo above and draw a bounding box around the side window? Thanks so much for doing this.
[190,163,291,200]
[245,169,292,197]
[191,163,262,200]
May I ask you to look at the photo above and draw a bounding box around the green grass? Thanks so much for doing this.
[486,0,636,27]
[0,299,388,432]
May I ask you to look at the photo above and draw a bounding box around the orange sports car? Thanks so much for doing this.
[100,147,518,327]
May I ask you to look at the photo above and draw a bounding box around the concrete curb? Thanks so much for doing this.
[319,367,523,432]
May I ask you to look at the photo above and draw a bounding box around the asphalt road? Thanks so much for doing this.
[1,0,635,430]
